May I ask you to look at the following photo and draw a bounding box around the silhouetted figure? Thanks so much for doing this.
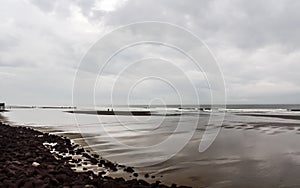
[0,103,5,111]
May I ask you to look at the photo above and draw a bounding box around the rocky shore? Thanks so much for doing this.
[0,121,190,188]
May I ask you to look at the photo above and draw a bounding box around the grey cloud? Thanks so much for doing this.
[29,0,105,23]
[101,0,300,50]
[0,58,35,68]
[1,0,300,105]
[29,0,58,13]
[0,35,19,51]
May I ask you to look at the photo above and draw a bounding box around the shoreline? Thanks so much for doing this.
[0,121,190,188]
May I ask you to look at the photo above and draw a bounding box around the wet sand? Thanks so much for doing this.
[238,113,300,120]
[3,109,300,187]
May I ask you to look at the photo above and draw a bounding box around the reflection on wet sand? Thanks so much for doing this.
[0,113,8,122]
[223,122,300,135]
[238,113,300,120]
[156,127,300,187]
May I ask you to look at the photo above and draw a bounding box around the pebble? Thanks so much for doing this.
[32,162,40,167]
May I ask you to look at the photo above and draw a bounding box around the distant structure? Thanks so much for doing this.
[0,103,5,111]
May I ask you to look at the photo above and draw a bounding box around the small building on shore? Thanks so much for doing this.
[0,103,5,111]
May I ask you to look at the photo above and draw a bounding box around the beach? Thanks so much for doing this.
[0,120,189,188]
[1,105,300,187]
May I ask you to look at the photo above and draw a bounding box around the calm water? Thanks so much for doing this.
[2,104,300,187]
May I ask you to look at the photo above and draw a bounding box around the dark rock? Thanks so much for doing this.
[138,179,149,186]
[23,181,34,188]
[90,158,98,165]
[92,154,99,158]
[0,122,186,188]
[124,166,134,173]
[82,152,91,159]
[115,177,125,182]
[98,171,106,176]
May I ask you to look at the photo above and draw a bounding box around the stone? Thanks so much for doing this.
[32,162,40,167]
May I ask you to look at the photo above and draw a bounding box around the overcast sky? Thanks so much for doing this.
[1,0,300,106]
